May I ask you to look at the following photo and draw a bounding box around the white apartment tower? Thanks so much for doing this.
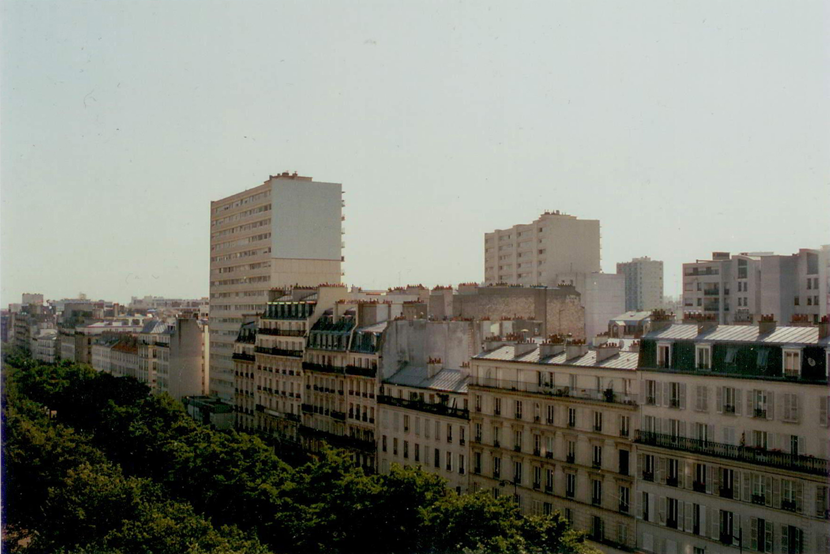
[484,211,600,286]
[617,257,664,312]
[209,172,343,402]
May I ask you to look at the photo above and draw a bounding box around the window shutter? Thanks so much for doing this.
[716,387,723,413]
[680,383,686,409]
[659,457,667,484]
[764,522,773,554]
[655,381,662,406]
[709,508,719,539]
[636,491,643,519]
[702,386,709,411]
[648,493,656,523]
[781,524,789,554]
[699,504,706,536]
[639,380,645,405]
[677,501,685,531]
[767,391,774,420]
[707,423,714,443]
[820,397,829,427]
[706,465,714,494]
[796,481,804,513]
[638,453,644,478]
[735,389,742,416]
[684,461,692,489]
[696,386,702,411]
[747,390,754,415]
[743,471,751,502]
[765,476,773,507]
[732,470,740,500]
[794,395,801,423]
[783,393,791,421]
[684,501,692,531]
[750,517,759,551]
[798,436,805,458]
[659,497,666,525]
[679,421,686,439]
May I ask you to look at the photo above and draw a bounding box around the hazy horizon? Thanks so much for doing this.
[2,1,828,306]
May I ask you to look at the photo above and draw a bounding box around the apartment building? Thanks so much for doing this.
[110,336,139,379]
[91,335,122,371]
[138,318,206,400]
[617,257,664,312]
[683,249,829,325]
[233,319,258,431]
[469,337,640,553]
[635,317,830,554]
[379,360,471,492]
[31,328,58,363]
[210,172,344,403]
[484,211,600,285]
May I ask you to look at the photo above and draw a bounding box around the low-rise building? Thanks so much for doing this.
[31,328,59,363]
[110,335,139,379]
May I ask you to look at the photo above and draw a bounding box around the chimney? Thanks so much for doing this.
[427,357,443,378]
[648,309,675,334]
[565,339,588,360]
[819,316,829,340]
[595,341,621,363]
[513,340,536,357]
[684,312,718,334]
[592,334,609,347]
[758,314,777,335]
[538,335,566,358]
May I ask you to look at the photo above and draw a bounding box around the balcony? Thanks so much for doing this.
[619,502,629,514]
[642,471,654,482]
[693,481,706,493]
[255,346,303,358]
[720,533,734,546]
[719,487,733,498]
[591,496,602,506]
[301,404,314,414]
[703,289,720,297]
[377,395,470,420]
[752,494,766,505]
[302,362,345,374]
[566,454,575,464]
[545,452,553,459]
[471,377,637,405]
[257,328,305,337]
[666,476,679,487]
[513,444,522,452]
[592,461,602,469]
[593,424,602,432]
[724,404,736,414]
[232,352,255,362]
[635,431,829,476]
[781,499,797,512]
[754,408,767,418]
[533,448,541,457]
[667,518,679,530]
[345,365,376,378]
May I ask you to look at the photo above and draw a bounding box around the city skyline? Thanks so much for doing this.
[2,1,828,305]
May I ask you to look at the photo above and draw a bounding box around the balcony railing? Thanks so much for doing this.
[754,408,767,418]
[693,481,706,493]
[752,494,766,505]
[666,476,679,487]
[345,365,376,378]
[719,487,733,498]
[635,431,829,476]
[471,377,637,405]
[302,362,345,374]
[378,395,469,420]
[566,454,575,464]
[255,346,303,358]
[232,352,255,362]
[781,499,797,512]
[257,328,305,337]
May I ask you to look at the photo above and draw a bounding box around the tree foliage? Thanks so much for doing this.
[3,356,598,554]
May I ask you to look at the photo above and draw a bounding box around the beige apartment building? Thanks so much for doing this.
[110,336,139,379]
[617,257,664,312]
[469,337,640,553]
[635,317,830,554]
[210,172,343,403]
[379,363,471,492]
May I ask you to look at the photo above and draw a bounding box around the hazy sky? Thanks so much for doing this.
[2,1,828,305]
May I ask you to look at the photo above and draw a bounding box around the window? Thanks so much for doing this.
[404,415,409,432]
[446,451,453,472]
[532,466,541,489]
[782,479,801,512]
[643,454,655,481]
[515,400,523,419]
[434,448,440,468]
[619,486,630,513]
[696,345,711,369]
[720,510,735,545]
[646,379,657,405]
[725,347,738,364]
[546,404,554,424]
[414,443,420,462]
[475,394,481,412]
[446,424,453,444]
[382,435,387,452]
[493,456,501,478]
[657,343,671,368]
[667,497,679,528]
[474,423,482,442]
[667,458,680,486]
[593,411,602,432]
[592,445,602,468]
[591,515,604,541]
[567,440,576,463]
[750,518,773,553]
[591,479,602,505]
[493,425,501,446]
[545,468,553,493]
[494,397,501,416]
[619,415,630,437]
[393,438,398,456]
[566,473,576,498]
[568,408,576,427]
[619,449,629,475]
[513,430,522,451]
[783,393,800,422]
[403,440,409,459]
[782,525,803,554]
[784,349,801,377]
[513,461,522,484]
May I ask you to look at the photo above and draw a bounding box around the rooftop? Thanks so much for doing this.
[475,345,639,371]
[385,365,469,393]
[646,324,826,346]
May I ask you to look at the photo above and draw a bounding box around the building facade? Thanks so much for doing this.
[635,318,830,554]
[617,257,664,312]
[209,172,344,403]
[469,338,640,553]
[138,318,206,399]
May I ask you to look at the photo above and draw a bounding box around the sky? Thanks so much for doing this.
[2,0,828,305]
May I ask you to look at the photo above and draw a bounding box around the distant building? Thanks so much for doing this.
[138,318,207,400]
[110,336,139,379]
[682,248,829,324]
[31,329,59,363]
[607,310,653,339]
[484,212,621,339]
[617,257,664,312]
[21,293,44,306]
[209,172,344,403]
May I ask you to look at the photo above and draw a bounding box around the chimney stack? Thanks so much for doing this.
[758,314,777,335]
[648,309,675,334]
[565,339,588,360]
[538,335,566,359]
[427,357,443,378]
[595,341,621,363]
[819,316,830,340]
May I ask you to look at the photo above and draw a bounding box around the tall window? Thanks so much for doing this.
[696,345,711,369]
[513,461,522,484]
[784,350,801,377]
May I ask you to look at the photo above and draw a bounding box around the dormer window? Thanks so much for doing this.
[695,345,712,370]
[657,342,672,368]
[783,348,802,378]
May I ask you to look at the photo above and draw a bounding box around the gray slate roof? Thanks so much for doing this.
[385,366,469,393]
[475,346,639,371]
[646,324,823,345]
